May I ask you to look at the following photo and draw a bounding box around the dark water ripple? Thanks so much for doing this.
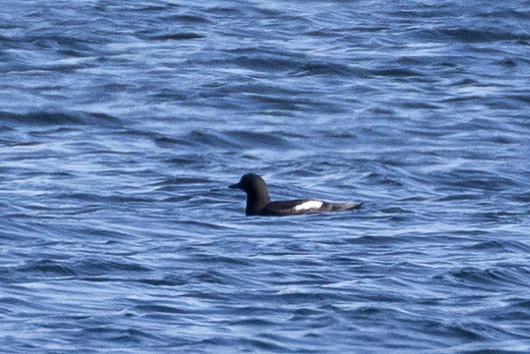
[1,0,529,353]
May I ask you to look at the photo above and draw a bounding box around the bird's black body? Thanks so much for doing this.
[229,173,362,216]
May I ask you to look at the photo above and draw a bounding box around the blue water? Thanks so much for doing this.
[1,1,529,352]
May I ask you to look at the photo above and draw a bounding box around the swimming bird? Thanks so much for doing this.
[229,173,362,216]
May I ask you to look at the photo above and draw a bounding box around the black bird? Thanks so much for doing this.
[229,173,363,216]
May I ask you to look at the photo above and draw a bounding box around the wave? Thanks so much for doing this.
[0,111,122,127]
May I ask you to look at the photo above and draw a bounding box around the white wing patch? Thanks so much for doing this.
[294,200,323,212]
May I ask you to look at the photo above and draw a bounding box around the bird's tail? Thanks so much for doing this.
[327,202,363,211]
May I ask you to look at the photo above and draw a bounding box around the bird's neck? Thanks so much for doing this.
[245,190,270,215]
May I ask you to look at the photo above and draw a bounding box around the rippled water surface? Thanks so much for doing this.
[1,0,529,352]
